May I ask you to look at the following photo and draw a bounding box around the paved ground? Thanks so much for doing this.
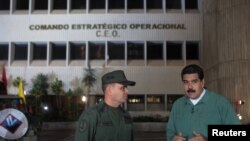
[37,130,166,141]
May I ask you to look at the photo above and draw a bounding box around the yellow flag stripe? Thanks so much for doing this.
[18,80,26,104]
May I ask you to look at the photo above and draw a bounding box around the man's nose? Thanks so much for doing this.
[187,82,193,88]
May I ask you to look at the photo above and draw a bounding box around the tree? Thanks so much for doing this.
[12,76,27,87]
[82,63,97,109]
[51,78,63,95]
[29,73,49,116]
[51,78,63,119]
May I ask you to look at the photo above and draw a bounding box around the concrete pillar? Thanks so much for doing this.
[202,0,250,124]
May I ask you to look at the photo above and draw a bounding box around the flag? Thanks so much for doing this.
[1,64,7,95]
[18,80,26,104]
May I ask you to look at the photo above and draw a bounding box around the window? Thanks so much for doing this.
[147,95,165,111]
[166,0,181,9]
[32,43,47,60]
[127,95,145,111]
[107,42,125,60]
[166,42,182,60]
[127,42,144,60]
[147,0,162,9]
[147,42,163,60]
[128,95,144,103]
[147,95,164,103]
[0,0,10,10]
[108,0,124,9]
[0,44,8,60]
[15,0,29,10]
[89,0,105,9]
[185,0,198,9]
[53,0,67,9]
[34,0,48,10]
[127,0,143,9]
[51,43,66,60]
[71,0,86,9]
[186,42,199,60]
[14,43,28,60]
[70,42,86,60]
[89,42,105,60]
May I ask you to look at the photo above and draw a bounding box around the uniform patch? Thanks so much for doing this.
[79,119,88,132]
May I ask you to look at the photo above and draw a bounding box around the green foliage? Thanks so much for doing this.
[82,63,97,93]
[51,78,63,95]
[12,76,27,87]
[30,73,49,97]
[65,89,73,95]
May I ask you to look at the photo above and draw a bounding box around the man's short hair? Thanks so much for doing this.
[181,64,204,80]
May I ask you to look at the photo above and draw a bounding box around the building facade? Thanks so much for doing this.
[0,0,202,117]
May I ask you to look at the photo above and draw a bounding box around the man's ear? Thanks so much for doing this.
[202,79,205,87]
[105,84,113,96]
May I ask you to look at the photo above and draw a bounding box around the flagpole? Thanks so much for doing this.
[1,63,8,95]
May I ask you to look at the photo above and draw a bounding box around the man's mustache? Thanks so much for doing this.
[187,89,196,93]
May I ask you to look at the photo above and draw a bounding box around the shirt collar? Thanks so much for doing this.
[189,89,206,105]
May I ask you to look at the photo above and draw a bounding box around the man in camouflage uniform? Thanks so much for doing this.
[74,70,136,141]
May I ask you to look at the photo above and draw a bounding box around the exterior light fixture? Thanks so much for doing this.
[82,95,87,103]
[43,105,49,111]
[235,99,245,105]
[237,114,242,120]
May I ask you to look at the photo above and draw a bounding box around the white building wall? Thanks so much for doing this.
[1,11,202,96]
[0,14,201,41]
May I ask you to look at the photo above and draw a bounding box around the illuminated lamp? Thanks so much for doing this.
[235,99,245,105]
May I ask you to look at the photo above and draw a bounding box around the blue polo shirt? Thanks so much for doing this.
[166,90,241,140]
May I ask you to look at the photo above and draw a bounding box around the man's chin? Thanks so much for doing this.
[187,93,197,98]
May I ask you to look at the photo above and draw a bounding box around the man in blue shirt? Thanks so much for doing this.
[167,64,240,141]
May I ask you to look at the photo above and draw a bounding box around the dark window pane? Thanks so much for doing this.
[51,43,66,60]
[70,43,86,60]
[0,0,10,10]
[109,0,124,9]
[127,0,143,9]
[185,0,198,9]
[108,42,125,60]
[34,0,48,10]
[89,42,105,60]
[33,43,47,60]
[147,95,164,103]
[167,42,182,60]
[16,0,29,10]
[53,0,67,9]
[127,42,144,60]
[147,0,162,9]
[127,95,145,111]
[71,0,86,9]
[0,44,8,60]
[90,0,105,9]
[14,43,28,60]
[166,0,181,9]
[128,95,145,103]
[186,42,199,60]
[147,42,163,60]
